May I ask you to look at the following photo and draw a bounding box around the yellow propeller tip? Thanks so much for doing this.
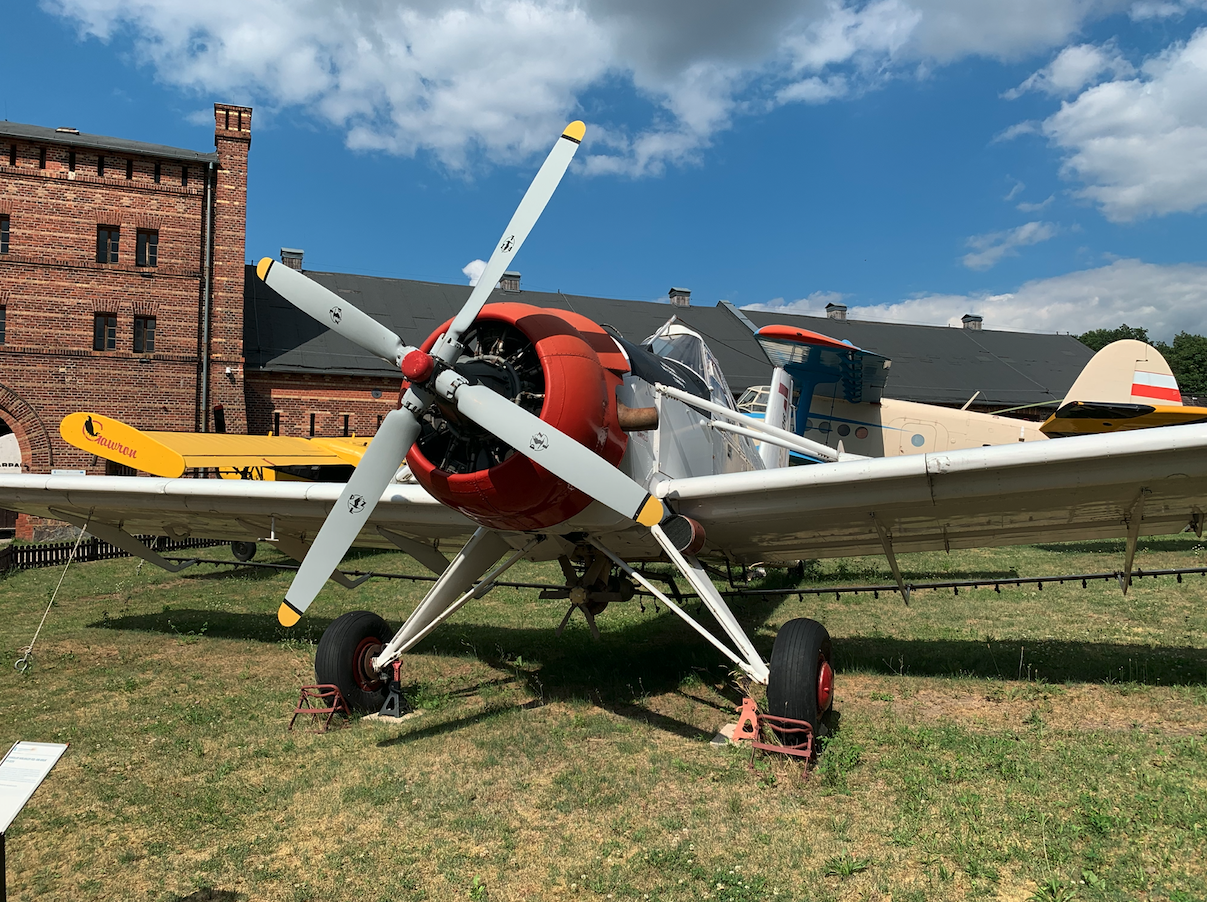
[562,120,586,143]
[635,496,664,527]
[256,257,273,281]
[277,601,302,627]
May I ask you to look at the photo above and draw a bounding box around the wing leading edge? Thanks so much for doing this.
[661,422,1207,563]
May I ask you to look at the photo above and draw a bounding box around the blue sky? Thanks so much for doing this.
[6,1,1207,339]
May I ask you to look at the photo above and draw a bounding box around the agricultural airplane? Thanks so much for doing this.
[5,122,1207,737]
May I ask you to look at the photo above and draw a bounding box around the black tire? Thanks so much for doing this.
[231,541,257,562]
[315,611,393,713]
[766,618,834,734]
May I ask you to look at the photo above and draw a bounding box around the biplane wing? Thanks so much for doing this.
[60,412,371,478]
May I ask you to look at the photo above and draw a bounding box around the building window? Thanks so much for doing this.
[0,215,8,254]
[97,155,105,176]
[136,229,158,267]
[7,145,14,166]
[0,307,6,345]
[93,313,117,351]
[134,316,155,353]
[181,165,188,187]
[126,159,133,180]
[343,414,350,437]
[38,148,45,169]
[309,413,316,437]
[96,226,119,264]
[273,412,281,435]
[68,150,76,172]
[153,162,161,183]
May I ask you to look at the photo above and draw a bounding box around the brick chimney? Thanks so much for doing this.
[280,248,304,270]
[669,287,691,308]
[826,302,847,321]
[962,313,983,331]
[499,270,521,292]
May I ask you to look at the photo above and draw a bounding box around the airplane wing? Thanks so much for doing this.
[662,422,1207,562]
[60,412,371,477]
[0,474,477,553]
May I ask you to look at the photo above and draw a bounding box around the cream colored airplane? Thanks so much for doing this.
[738,332,1206,460]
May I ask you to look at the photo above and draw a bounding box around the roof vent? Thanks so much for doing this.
[826,302,847,321]
[499,270,521,292]
[669,287,691,308]
[961,313,983,331]
[55,127,80,135]
[280,248,304,271]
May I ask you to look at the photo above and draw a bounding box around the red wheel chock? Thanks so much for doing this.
[289,684,351,732]
[732,696,815,765]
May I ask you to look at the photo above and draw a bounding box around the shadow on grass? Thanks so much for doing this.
[169,890,244,902]
[1033,536,1205,554]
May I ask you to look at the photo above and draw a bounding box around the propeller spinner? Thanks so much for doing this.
[261,121,664,626]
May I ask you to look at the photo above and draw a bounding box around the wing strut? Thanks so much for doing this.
[1121,489,1150,595]
[587,535,770,684]
[871,514,910,604]
[48,510,199,573]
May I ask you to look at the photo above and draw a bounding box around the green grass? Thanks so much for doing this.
[0,536,1205,900]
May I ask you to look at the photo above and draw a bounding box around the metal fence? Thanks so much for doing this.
[0,536,224,572]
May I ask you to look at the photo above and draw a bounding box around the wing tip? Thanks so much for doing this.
[562,121,586,143]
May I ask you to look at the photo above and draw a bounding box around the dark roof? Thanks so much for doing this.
[0,121,218,164]
[741,310,1093,408]
[243,265,1094,406]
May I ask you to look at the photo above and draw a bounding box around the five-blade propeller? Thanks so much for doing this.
[262,120,664,626]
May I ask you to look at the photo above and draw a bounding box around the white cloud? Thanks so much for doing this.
[743,259,1207,340]
[461,258,487,286]
[42,0,1151,176]
[962,221,1058,270]
[1016,195,1055,212]
[1016,28,1207,220]
[1003,42,1134,98]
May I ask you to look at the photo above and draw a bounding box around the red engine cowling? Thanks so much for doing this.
[405,303,631,531]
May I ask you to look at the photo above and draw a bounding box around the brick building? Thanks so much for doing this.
[0,104,251,476]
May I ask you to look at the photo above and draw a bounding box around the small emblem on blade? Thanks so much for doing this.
[348,494,366,514]
[500,235,515,253]
[329,306,343,325]
[529,433,549,451]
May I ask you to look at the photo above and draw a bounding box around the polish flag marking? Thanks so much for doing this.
[1132,370,1181,403]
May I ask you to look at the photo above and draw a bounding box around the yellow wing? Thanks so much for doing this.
[60,412,371,478]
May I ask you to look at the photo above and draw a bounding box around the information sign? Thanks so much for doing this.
[0,742,68,834]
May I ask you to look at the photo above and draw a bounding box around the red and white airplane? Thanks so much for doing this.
[4,121,1207,736]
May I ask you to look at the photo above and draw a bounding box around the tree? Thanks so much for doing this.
[1077,324,1153,352]
[1163,332,1207,395]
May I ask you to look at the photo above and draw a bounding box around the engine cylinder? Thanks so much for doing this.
[406,304,629,530]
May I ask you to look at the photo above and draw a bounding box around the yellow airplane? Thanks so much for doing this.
[59,412,371,481]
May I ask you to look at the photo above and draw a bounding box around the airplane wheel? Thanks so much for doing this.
[231,541,257,562]
[766,618,834,735]
[315,611,393,712]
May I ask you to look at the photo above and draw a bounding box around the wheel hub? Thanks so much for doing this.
[351,636,385,692]
[817,659,834,712]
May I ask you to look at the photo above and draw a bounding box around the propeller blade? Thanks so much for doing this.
[434,121,586,361]
[257,258,414,368]
[452,382,664,528]
[278,407,422,626]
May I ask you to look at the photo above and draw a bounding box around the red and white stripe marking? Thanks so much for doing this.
[1132,370,1182,404]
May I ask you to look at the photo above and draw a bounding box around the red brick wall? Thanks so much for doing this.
[0,104,251,480]
[245,371,402,438]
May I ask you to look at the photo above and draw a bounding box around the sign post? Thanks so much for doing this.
[0,742,69,901]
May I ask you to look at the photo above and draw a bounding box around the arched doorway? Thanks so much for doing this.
[0,415,19,535]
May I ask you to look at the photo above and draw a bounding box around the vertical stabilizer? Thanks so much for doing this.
[1062,340,1181,407]
[759,367,795,469]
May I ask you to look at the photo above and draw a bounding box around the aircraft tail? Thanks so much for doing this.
[1062,339,1182,407]
[759,367,794,469]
